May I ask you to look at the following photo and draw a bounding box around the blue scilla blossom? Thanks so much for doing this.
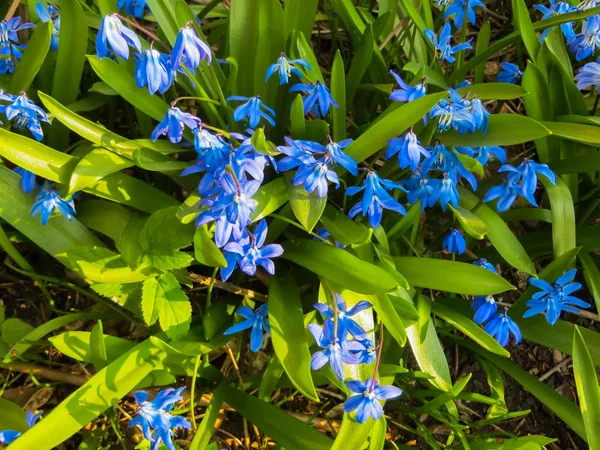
[14,167,36,193]
[569,15,600,61]
[347,171,407,229]
[313,294,370,341]
[469,97,490,134]
[425,23,472,63]
[31,182,76,225]
[171,25,211,71]
[523,270,591,325]
[484,308,522,347]
[575,60,600,90]
[386,129,430,171]
[0,92,51,141]
[534,0,576,43]
[344,379,403,424]
[430,89,475,133]
[442,228,466,254]
[421,142,478,190]
[389,70,427,102]
[292,157,339,198]
[497,62,523,84]
[499,159,556,206]
[130,388,190,450]
[266,53,311,84]
[224,304,270,352]
[36,3,60,51]
[227,95,276,127]
[443,0,485,28]
[193,126,226,157]
[324,137,358,175]
[472,295,498,324]
[0,17,34,49]
[483,174,524,212]
[0,411,42,445]
[402,170,433,210]
[308,320,360,380]
[290,81,339,117]
[473,258,496,273]
[0,58,17,75]
[428,174,460,211]
[96,14,141,60]
[134,48,172,95]
[117,0,148,19]
[151,106,201,143]
[455,145,506,166]
[349,339,377,364]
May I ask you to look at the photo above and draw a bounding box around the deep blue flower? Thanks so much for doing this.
[469,97,490,134]
[289,81,339,117]
[430,89,475,133]
[499,159,556,206]
[313,294,370,341]
[308,320,360,380]
[443,0,485,28]
[193,127,226,157]
[266,53,311,84]
[473,258,496,273]
[129,387,190,450]
[484,309,522,347]
[427,174,459,211]
[134,48,172,94]
[576,60,600,90]
[442,228,466,254]
[386,130,430,171]
[0,58,16,75]
[14,166,36,193]
[425,23,472,63]
[523,270,591,325]
[31,182,76,225]
[224,304,270,352]
[569,15,600,61]
[534,0,576,43]
[0,91,51,141]
[349,339,377,364]
[171,25,211,71]
[276,137,321,171]
[227,95,276,127]
[324,137,357,175]
[456,145,506,166]
[0,411,41,445]
[472,295,498,324]
[483,174,523,212]
[421,142,477,190]
[0,17,34,50]
[389,70,427,102]
[347,171,407,228]
[151,106,201,143]
[292,157,339,198]
[96,14,141,60]
[117,0,148,19]
[402,170,433,210]
[497,62,523,84]
[344,378,403,424]
[36,3,60,51]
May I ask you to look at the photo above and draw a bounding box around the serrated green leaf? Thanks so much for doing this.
[145,251,194,271]
[142,272,191,339]
[1,318,34,345]
[140,206,195,256]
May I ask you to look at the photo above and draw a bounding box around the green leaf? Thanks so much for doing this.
[295,32,324,83]
[0,398,27,433]
[142,273,191,339]
[269,272,319,400]
[140,206,195,257]
[512,0,540,61]
[287,178,327,233]
[407,320,452,391]
[456,82,527,100]
[282,239,399,294]
[132,148,189,173]
[394,257,515,295]
[304,119,330,141]
[283,0,319,40]
[475,21,491,84]
[9,21,52,94]
[258,356,285,401]
[229,0,259,95]
[290,94,306,139]
[414,374,472,414]
[449,205,489,240]
[251,178,289,222]
[144,251,194,271]
[573,326,600,448]
[543,121,600,146]
[194,226,227,268]
[254,0,284,101]
[90,320,108,371]
[452,150,484,177]
[1,319,34,345]
[68,148,134,195]
[320,205,370,246]
[331,50,347,142]
[346,24,374,105]
[579,252,600,313]
[542,176,576,260]
[190,383,226,450]
[145,0,179,43]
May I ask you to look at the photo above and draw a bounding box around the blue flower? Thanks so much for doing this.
[534,0,576,42]
[0,58,16,75]
[134,48,173,94]
[576,60,600,90]
[456,145,506,166]
[344,378,403,424]
[386,129,430,171]
[430,89,475,133]
[389,70,427,102]
[483,175,523,212]
[497,62,523,84]
[290,81,339,117]
[313,294,370,341]
[425,23,472,63]
[171,24,212,71]
[523,270,591,325]
[324,137,358,175]
[402,171,433,210]
[442,228,466,254]
[36,3,60,51]
[308,320,360,380]
[276,137,321,171]
[569,15,600,61]
[292,158,339,198]
[14,166,36,193]
[0,17,34,50]
[484,309,522,347]
[422,142,477,190]
[427,174,459,211]
[266,53,311,84]
[31,182,77,225]
[96,14,141,60]
[227,95,276,127]
[224,304,270,352]
[151,106,201,143]
[117,0,148,19]
[469,97,490,134]
[443,0,485,28]
[0,91,51,141]
[347,171,407,228]
[348,339,377,364]
[129,388,190,450]
[472,295,498,324]
[499,159,556,206]
[473,258,496,273]
[0,411,41,445]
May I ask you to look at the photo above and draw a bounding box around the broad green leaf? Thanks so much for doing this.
[77,199,133,243]
[1,319,34,345]
[9,21,52,94]
[449,205,489,239]
[452,150,484,177]
[190,383,226,450]
[269,272,318,400]
[290,94,306,139]
[68,148,134,195]
[370,292,407,346]
[295,32,324,83]
[368,418,387,450]
[543,121,600,146]
[475,21,491,84]
[254,0,284,102]
[512,0,540,61]
[331,50,347,142]
[456,82,527,100]
[258,356,285,401]
[139,206,195,256]
[407,320,452,391]
[579,252,600,312]
[320,205,370,246]
[283,0,319,40]
[145,0,179,43]
[394,257,515,295]
[282,239,399,294]
[542,177,576,260]
[0,398,27,433]
[229,0,259,95]
[194,226,227,268]
[142,272,191,339]
[573,327,600,448]
[132,148,189,173]
[251,178,288,222]
[346,24,374,105]
[90,320,108,370]
[287,179,327,233]
[553,152,600,174]
[304,119,330,141]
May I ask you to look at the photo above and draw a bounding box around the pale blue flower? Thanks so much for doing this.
[96,14,141,60]
[344,378,402,424]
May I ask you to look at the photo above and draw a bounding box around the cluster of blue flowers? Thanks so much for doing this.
[0,411,41,445]
[0,16,34,74]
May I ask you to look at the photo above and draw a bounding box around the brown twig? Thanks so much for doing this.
[4,0,21,20]
[1,363,88,386]
[189,273,268,302]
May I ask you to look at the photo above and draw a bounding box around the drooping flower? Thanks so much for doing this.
[456,145,506,166]
[313,294,370,341]
[36,3,60,51]
[402,170,433,210]
[386,129,430,171]
[473,258,496,273]
[421,142,477,191]
[266,53,311,84]
[129,388,190,450]
[31,182,77,225]
[442,228,466,254]
[443,0,485,28]
[276,137,320,172]
[14,167,36,193]
[497,62,523,84]
[427,174,460,211]
[0,411,42,445]
[389,70,427,102]
[0,91,51,141]
[569,15,600,61]
[171,24,212,71]
[292,157,339,198]
[151,106,201,143]
[484,308,522,347]
[289,81,339,117]
[499,159,556,206]
[0,17,35,51]
[117,0,148,19]
[227,95,276,127]
[483,174,523,212]
[96,14,142,60]
[534,0,576,43]
[223,304,270,352]
[575,60,600,90]
[349,339,378,364]
[347,171,407,228]
[0,58,17,75]
[344,378,403,424]
[429,89,475,133]
[323,137,358,175]
[308,320,360,380]
[134,48,173,95]
[425,23,472,63]
[472,295,498,324]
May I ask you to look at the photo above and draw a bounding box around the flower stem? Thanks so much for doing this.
[331,291,339,342]
[369,324,385,392]
[170,96,222,108]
